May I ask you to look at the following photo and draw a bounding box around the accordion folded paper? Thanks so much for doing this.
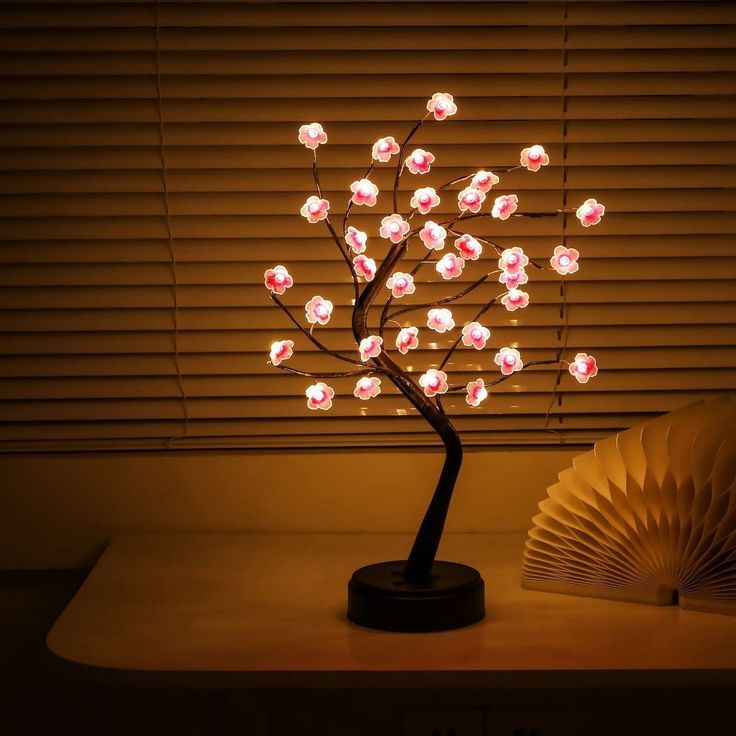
[522,397,736,615]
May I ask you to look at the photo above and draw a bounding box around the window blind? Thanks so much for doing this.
[0,0,734,450]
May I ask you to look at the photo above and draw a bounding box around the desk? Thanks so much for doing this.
[47,532,736,689]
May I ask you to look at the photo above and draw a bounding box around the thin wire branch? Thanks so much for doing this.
[342,161,375,236]
[438,294,500,372]
[445,359,562,392]
[270,294,364,367]
[393,112,430,213]
[274,364,377,379]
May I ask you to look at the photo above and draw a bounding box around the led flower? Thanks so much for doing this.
[492,194,519,220]
[427,92,457,121]
[298,122,327,150]
[471,170,500,193]
[263,265,293,295]
[576,198,605,227]
[349,178,379,207]
[466,378,488,407]
[461,322,491,350]
[453,233,482,261]
[419,221,447,250]
[345,226,368,254]
[457,186,485,214]
[353,254,377,281]
[436,252,465,280]
[269,339,294,366]
[300,195,330,224]
[386,271,416,298]
[494,347,523,375]
[498,246,529,274]
[359,335,383,362]
[396,326,419,355]
[499,268,528,290]
[520,144,549,172]
[354,376,381,400]
[305,295,333,326]
[501,288,530,311]
[379,213,411,243]
[419,369,449,397]
[410,187,440,215]
[372,136,400,163]
[306,381,334,411]
[405,148,435,175]
[569,352,598,384]
[550,245,580,275]
[427,307,455,333]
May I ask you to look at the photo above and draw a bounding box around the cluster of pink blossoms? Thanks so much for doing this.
[267,94,604,412]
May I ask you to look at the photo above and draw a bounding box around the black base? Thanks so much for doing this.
[347,560,485,632]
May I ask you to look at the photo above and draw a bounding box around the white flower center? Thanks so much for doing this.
[415,154,425,164]
[316,305,327,316]
[504,355,515,365]
[529,151,539,160]
[507,254,517,265]
[584,205,594,216]
[313,389,324,401]
[467,192,477,202]
[390,223,400,233]
[274,273,284,283]
[360,186,371,197]
[396,278,406,288]
[437,100,446,110]
[577,361,588,374]
[436,315,444,324]
[419,194,429,203]
[308,128,318,139]
[379,142,389,152]
[472,329,481,339]
[559,255,570,266]
[309,203,319,213]
[431,228,441,239]
[429,376,439,387]
[360,379,371,389]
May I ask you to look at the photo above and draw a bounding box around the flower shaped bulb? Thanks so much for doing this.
[263,265,294,295]
[306,381,335,411]
[379,214,411,243]
[471,170,500,193]
[457,186,486,214]
[576,198,605,227]
[305,295,334,326]
[300,195,330,223]
[492,194,519,220]
[520,144,549,172]
[345,226,368,254]
[359,335,383,362]
[354,376,381,400]
[427,307,455,333]
[569,352,598,383]
[494,347,523,375]
[269,339,294,366]
[410,187,440,215]
[453,234,482,261]
[353,254,377,281]
[419,221,447,250]
[499,268,528,290]
[501,288,530,312]
[461,322,491,350]
[298,122,327,150]
[550,245,580,275]
[349,178,379,207]
[427,92,457,121]
[466,378,488,407]
[419,368,449,397]
[406,148,435,175]
[498,246,529,274]
[436,252,465,280]
[386,271,416,299]
[372,136,400,163]
[396,326,419,355]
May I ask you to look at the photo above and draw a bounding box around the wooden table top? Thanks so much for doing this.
[47,532,736,688]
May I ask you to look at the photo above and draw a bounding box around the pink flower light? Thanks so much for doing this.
[499,268,528,290]
[501,288,530,312]
[466,378,488,407]
[457,186,486,214]
[353,254,377,281]
[396,326,419,355]
[494,347,523,375]
[349,178,379,207]
[471,170,500,193]
[569,352,598,384]
[427,307,455,333]
[306,381,334,411]
[386,271,416,298]
[461,322,491,350]
[359,335,383,362]
[305,295,334,326]
[453,233,482,261]
[492,194,519,220]
[263,264,294,295]
[436,252,465,280]
[410,187,440,215]
[372,136,400,163]
[298,122,327,150]
[427,92,457,121]
[405,148,435,175]
[379,213,411,244]
[419,368,449,397]
[419,221,447,250]
[498,246,529,274]
[550,245,580,275]
[520,144,549,172]
[300,195,330,224]
[353,376,381,400]
[345,226,368,254]
[269,339,294,366]
[576,198,605,227]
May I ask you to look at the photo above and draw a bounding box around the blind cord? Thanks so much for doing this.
[155,0,190,446]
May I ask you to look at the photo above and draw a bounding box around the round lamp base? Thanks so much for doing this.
[347,560,485,632]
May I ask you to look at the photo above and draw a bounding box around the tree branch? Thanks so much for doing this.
[392,112,430,213]
[274,363,379,379]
